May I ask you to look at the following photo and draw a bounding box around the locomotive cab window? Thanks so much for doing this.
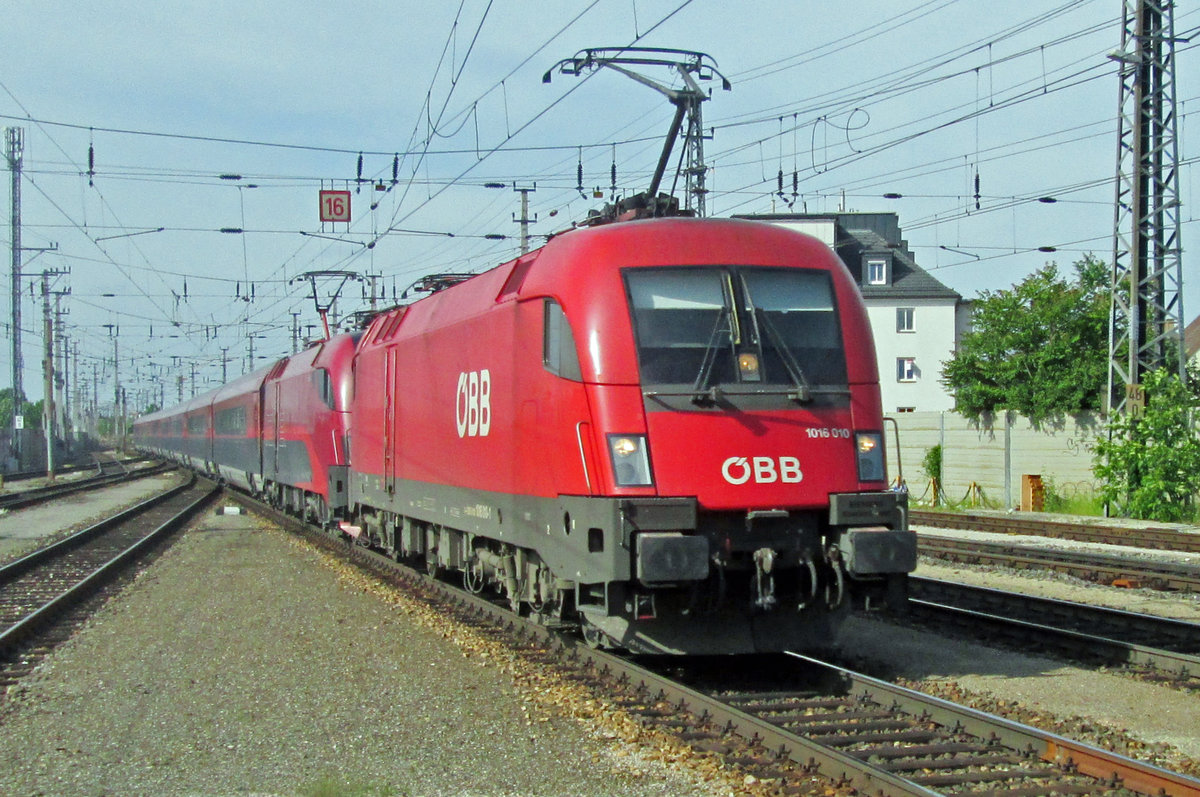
[543,300,582,381]
[313,368,336,409]
[624,266,846,396]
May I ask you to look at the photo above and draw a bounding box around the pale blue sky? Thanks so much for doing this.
[1,0,1195,406]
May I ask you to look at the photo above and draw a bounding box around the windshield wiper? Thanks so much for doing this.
[691,309,732,405]
[753,308,812,403]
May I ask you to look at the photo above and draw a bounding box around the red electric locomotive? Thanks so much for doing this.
[346,216,913,654]
[131,332,358,525]
[259,332,358,524]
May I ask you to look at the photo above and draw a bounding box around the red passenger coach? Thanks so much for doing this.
[348,217,914,654]
[208,368,267,492]
[132,332,358,527]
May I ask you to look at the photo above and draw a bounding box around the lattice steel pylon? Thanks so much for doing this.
[1106,0,1186,414]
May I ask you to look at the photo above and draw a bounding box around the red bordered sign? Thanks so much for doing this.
[319,190,351,223]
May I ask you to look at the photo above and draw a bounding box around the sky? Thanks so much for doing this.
[0,0,1196,413]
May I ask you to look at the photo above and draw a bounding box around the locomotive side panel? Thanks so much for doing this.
[349,268,632,584]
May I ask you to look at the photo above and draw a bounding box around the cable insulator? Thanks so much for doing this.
[392,154,399,185]
[610,144,617,194]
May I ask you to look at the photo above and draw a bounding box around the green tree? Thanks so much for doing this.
[0,388,41,429]
[1093,368,1200,522]
[941,256,1109,422]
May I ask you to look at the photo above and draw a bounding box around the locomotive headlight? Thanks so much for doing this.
[855,432,885,483]
[737,352,760,381]
[608,434,653,487]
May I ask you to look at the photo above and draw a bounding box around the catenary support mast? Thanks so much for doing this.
[1107,0,1186,413]
[6,129,22,456]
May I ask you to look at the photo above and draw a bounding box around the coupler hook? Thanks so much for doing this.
[752,547,778,611]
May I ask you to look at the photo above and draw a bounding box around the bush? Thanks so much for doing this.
[1093,369,1200,522]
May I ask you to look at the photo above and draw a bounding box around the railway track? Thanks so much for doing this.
[233,491,1200,796]
[918,535,1200,591]
[907,576,1200,688]
[0,459,175,512]
[1,459,103,482]
[0,475,217,687]
[911,509,1200,555]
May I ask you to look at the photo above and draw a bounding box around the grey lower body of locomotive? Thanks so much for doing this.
[349,471,913,655]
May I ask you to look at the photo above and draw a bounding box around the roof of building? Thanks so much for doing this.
[840,227,961,300]
[734,211,961,302]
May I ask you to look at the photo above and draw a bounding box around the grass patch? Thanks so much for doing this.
[301,775,403,797]
[1043,479,1105,516]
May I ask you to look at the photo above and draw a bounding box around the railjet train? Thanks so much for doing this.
[134,216,914,654]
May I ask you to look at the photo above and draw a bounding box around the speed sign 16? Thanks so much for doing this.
[319,190,351,223]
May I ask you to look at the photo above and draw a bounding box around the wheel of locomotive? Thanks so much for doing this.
[580,621,608,650]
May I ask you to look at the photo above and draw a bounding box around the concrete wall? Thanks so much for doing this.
[885,411,1104,508]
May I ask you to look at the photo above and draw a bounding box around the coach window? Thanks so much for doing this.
[543,300,582,381]
[215,406,247,435]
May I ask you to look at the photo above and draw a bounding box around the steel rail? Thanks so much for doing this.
[907,577,1200,684]
[787,653,1200,797]
[1,460,101,482]
[911,510,1200,554]
[0,475,217,653]
[233,490,1200,796]
[229,492,942,795]
[910,575,1200,651]
[0,461,175,512]
[919,536,1200,591]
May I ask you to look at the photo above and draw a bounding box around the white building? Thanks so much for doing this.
[736,212,962,413]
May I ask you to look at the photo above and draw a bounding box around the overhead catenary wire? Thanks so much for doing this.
[1,1,1194,405]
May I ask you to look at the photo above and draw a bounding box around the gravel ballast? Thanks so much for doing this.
[0,509,735,796]
[4,492,1200,794]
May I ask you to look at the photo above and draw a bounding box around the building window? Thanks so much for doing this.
[867,259,887,285]
[895,406,916,413]
[897,357,918,382]
[896,307,915,332]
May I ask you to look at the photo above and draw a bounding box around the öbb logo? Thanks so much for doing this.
[455,370,491,437]
[721,456,802,485]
